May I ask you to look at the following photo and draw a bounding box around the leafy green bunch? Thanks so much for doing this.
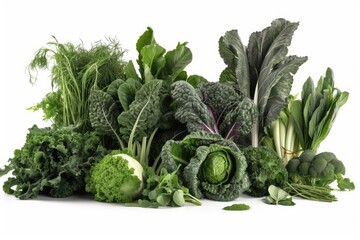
[0,125,106,199]
[88,27,204,161]
[218,18,308,147]
[28,36,127,131]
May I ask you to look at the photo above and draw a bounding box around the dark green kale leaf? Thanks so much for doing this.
[1,125,107,200]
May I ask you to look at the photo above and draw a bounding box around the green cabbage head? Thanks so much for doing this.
[161,131,250,201]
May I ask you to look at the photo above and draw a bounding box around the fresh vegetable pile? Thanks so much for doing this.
[0,18,355,209]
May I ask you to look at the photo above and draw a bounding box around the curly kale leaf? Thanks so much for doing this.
[2,125,106,199]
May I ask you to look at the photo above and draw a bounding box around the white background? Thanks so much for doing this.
[1,0,359,239]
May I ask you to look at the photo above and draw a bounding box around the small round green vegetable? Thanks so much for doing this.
[86,150,144,203]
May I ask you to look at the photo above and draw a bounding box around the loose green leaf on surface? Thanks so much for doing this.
[265,185,295,206]
[223,203,250,211]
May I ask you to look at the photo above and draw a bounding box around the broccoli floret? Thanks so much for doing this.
[86,150,144,203]
[242,146,288,197]
[286,150,346,187]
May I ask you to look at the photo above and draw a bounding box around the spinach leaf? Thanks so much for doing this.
[265,185,295,206]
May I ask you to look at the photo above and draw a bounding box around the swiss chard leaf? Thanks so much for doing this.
[118,80,163,142]
[89,90,121,139]
[117,78,143,111]
[106,79,125,100]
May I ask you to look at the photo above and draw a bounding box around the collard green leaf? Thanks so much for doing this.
[247,18,307,139]
[140,43,166,80]
[219,30,250,97]
[125,60,140,81]
[117,78,143,111]
[107,79,125,100]
[187,75,208,88]
[118,80,162,142]
[136,27,155,53]
[89,90,121,138]
[161,42,192,82]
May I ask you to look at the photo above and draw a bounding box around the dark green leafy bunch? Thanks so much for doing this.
[88,27,204,154]
[28,36,127,132]
[218,18,308,147]
[161,131,250,201]
[286,150,353,189]
[0,125,107,200]
[242,146,288,197]
[289,68,349,152]
[171,80,258,146]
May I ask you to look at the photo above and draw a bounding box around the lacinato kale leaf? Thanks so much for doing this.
[1,125,106,199]
[171,81,257,145]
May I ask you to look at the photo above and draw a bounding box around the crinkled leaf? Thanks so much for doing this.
[172,81,216,133]
[107,79,125,100]
[117,78,143,111]
[89,90,121,137]
[219,29,250,97]
[118,80,162,142]
[220,97,258,139]
[247,18,307,136]
[0,163,14,177]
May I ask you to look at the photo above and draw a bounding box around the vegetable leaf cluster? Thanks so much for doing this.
[218,18,308,147]
[1,125,106,199]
